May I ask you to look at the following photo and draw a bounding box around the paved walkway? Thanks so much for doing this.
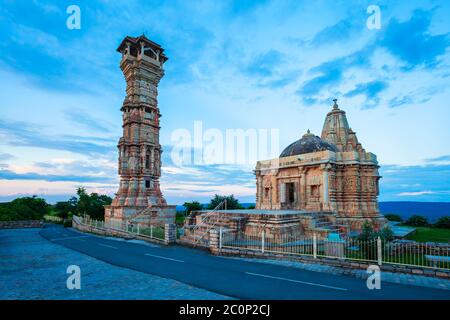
[0,228,230,299]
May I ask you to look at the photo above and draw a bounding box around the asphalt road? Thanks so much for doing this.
[40,225,450,300]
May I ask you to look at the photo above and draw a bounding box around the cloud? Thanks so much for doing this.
[0,118,116,156]
[0,168,115,183]
[310,19,359,46]
[0,152,14,161]
[64,109,113,132]
[397,191,436,196]
[245,50,285,77]
[425,154,450,164]
[0,157,117,184]
[379,163,450,201]
[380,9,450,70]
[297,48,372,104]
[388,96,414,108]
[344,80,389,107]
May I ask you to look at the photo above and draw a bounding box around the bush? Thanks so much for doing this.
[207,194,243,210]
[0,196,50,221]
[356,222,394,260]
[384,214,402,222]
[379,226,394,241]
[183,201,203,215]
[63,219,72,228]
[434,216,450,229]
[405,215,429,227]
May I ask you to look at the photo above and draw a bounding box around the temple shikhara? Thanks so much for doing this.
[104,35,176,226]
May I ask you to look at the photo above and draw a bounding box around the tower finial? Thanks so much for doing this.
[333,98,338,109]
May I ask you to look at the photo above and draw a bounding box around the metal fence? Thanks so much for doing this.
[43,215,64,223]
[221,229,450,270]
[79,216,165,241]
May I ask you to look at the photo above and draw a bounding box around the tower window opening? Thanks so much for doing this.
[145,154,150,169]
[145,179,151,188]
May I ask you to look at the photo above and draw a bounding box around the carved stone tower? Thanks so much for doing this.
[104,35,175,225]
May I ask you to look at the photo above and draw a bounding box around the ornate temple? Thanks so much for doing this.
[104,35,176,226]
[255,99,385,231]
[181,100,386,245]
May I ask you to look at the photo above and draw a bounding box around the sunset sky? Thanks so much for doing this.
[0,0,449,204]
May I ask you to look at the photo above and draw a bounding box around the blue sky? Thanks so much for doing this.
[0,0,449,204]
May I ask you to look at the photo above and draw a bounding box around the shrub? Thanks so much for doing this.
[379,226,394,241]
[207,194,243,210]
[63,219,72,228]
[405,215,429,227]
[384,214,402,222]
[434,216,450,229]
[355,222,395,260]
[0,196,50,221]
[183,201,203,215]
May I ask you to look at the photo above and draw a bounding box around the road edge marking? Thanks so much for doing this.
[144,253,184,263]
[98,243,118,249]
[245,272,348,291]
[49,235,90,242]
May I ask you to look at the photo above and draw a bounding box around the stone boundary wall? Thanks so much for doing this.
[0,220,43,229]
[72,217,176,245]
[208,229,450,279]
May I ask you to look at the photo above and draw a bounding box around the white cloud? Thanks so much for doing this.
[397,191,436,196]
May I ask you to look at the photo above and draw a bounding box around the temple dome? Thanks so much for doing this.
[280,130,338,158]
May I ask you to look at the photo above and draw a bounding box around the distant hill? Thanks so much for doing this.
[379,202,450,222]
[177,201,450,223]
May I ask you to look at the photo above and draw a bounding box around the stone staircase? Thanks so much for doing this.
[179,210,246,247]
[311,212,349,239]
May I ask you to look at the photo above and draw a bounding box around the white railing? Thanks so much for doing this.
[43,215,64,223]
[221,229,450,270]
[189,200,227,234]
[77,215,165,241]
[185,200,227,246]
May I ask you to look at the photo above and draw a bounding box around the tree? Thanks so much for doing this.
[0,196,50,221]
[434,216,450,229]
[358,221,394,241]
[384,214,402,222]
[183,201,203,215]
[358,221,375,241]
[379,226,394,241]
[207,194,243,210]
[405,215,429,227]
[70,187,112,220]
[54,201,76,219]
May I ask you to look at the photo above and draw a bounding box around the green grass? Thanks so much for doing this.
[139,226,165,240]
[175,215,186,225]
[405,226,450,243]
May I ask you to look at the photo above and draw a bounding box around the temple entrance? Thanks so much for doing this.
[286,183,295,204]
[281,182,296,209]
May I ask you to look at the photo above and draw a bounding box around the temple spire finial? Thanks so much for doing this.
[333,98,338,109]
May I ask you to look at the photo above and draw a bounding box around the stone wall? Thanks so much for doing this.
[0,220,43,229]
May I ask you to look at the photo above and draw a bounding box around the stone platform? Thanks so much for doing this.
[180,209,350,246]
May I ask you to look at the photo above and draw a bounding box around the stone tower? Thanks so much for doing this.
[104,35,175,225]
